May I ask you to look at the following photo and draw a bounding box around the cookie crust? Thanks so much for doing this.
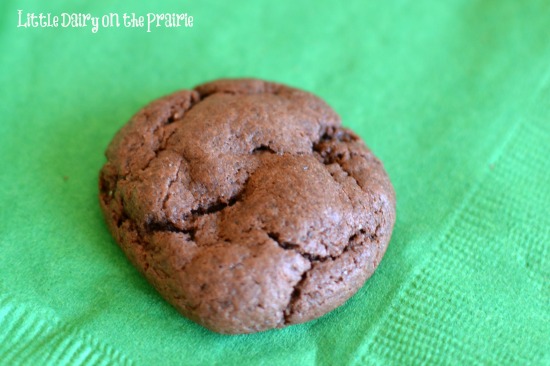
[99,79,396,334]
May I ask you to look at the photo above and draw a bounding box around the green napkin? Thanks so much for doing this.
[1,0,548,364]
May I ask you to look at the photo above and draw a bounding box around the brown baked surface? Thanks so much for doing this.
[99,78,396,334]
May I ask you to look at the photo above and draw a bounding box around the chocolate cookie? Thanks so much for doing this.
[99,78,396,334]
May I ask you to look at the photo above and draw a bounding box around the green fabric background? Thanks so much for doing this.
[1,0,549,365]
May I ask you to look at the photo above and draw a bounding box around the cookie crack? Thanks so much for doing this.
[139,121,171,174]
[280,227,373,324]
[312,127,366,192]
[264,231,314,324]
[161,158,184,211]
[189,190,242,217]
[324,163,355,208]
[185,173,250,222]
[267,227,372,263]
[267,232,328,263]
[251,144,278,154]
[284,268,309,324]
[146,220,196,241]
[139,94,202,175]
[147,178,248,242]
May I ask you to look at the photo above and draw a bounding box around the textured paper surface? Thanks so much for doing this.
[1,0,549,365]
